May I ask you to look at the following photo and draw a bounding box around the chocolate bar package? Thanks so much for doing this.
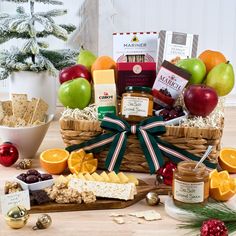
[117,62,156,96]
[152,60,191,107]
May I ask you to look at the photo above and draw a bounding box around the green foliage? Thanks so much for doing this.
[178,201,236,235]
[0,0,78,79]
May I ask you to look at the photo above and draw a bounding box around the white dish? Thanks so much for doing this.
[14,172,54,191]
[155,109,188,126]
[0,114,54,158]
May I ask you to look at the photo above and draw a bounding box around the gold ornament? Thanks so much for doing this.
[33,214,52,230]
[146,191,160,206]
[5,206,29,229]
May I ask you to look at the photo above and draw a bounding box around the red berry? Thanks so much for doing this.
[200,219,228,236]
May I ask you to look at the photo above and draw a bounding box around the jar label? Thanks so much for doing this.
[174,179,204,203]
[122,96,149,117]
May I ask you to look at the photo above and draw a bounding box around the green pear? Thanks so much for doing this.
[176,58,206,84]
[77,49,97,72]
[205,62,235,96]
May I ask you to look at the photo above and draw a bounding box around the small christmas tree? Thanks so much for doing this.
[0,0,79,80]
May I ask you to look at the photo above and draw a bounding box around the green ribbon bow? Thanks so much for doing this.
[66,114,217,174]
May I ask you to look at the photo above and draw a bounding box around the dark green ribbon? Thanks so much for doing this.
[66,114,217,174]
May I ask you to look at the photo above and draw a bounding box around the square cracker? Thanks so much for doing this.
[0,102,4,122]
[2,115,17,127]
[30,98,48,124]
[11,94,28,118]
[1,101,13,116]
[23,98,37,124]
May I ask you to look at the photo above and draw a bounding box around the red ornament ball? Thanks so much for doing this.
[0,142,19,167]
[200,219,228,236]
[156,161,177,186]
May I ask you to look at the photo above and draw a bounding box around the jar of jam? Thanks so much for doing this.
[120,86,153,123]
[173,161,209,206]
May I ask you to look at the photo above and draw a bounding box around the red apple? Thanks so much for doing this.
[184,85,218,117]
[59,64,91,84]
[0,142,19,167]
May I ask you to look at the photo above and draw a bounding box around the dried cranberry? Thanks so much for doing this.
[159,109,170,118]
[169,110,179,119]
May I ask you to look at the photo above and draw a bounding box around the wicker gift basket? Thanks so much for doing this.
[60,101,224,173]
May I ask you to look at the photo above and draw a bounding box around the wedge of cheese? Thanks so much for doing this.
[68,178,137,201]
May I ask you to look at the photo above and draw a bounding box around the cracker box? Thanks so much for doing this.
[113,32,158,63]
[157,30,199,69]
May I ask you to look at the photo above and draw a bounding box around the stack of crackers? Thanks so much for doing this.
[0,94,48,127]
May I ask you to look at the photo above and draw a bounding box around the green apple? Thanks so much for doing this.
[77,49,97,72]
[58,78,91,109]
[176,58,206,84]
[205,62,235,96]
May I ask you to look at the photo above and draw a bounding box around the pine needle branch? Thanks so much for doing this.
[178,201,236,235]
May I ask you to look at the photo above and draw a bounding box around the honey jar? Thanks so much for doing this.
[120,86,153,123]
[173,161,209,206]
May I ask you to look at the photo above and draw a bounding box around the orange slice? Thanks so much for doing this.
[40,148,69,175]
[219,148,236,173]
[68,149,97,174]
[209,169,236,201]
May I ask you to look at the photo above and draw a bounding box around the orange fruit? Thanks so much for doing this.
[91,56,117,75]
[198,50,227,73]
[219,148,236,173]
[209,169,236,201]
[68,149,97,174]
[40,149,69,175]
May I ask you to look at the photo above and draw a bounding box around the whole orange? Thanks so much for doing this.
[91,56,117,76]
[198,50,227,73]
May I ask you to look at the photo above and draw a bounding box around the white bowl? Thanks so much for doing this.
[155,109,188,126]
[0,114,54,158]
[14,172,54,191]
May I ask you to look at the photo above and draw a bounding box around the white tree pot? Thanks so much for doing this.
[9,71,57,115]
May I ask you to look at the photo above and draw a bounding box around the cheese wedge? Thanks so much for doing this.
[84,173,94,181]
[118,172,129,183]
[77,173,86,180]
[108,171,120,183]
[92,172,104,182]
[126,174,139,185]
[69,178,136,201]
[100,171,110,182]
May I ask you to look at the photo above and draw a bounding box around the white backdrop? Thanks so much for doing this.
[0,0,236,104]
[98,0,236,105]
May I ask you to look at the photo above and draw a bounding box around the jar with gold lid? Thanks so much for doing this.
[120,86,153,123]
[173,161,209,206]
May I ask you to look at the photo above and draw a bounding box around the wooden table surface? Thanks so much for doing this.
[0,107,236,236]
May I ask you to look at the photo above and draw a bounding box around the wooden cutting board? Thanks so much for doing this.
[30,180,164,214]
